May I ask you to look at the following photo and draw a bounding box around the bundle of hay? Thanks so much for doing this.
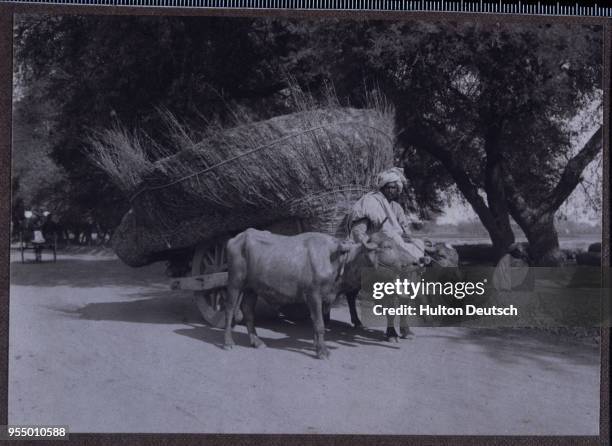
[90,104,394,267]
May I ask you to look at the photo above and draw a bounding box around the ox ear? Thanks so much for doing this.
[334,241,362,265]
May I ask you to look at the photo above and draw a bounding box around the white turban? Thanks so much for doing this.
[376,167,407,192]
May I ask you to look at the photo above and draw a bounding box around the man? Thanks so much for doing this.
[349,167,425,341]
[350,167,425,259]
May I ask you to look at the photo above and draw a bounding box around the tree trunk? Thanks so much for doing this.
[396,113,516,262]
[483,160,515,259]
[486,217,515,260]
[504,191,564,266]
[521,213,564,266]
[503,128,602,266]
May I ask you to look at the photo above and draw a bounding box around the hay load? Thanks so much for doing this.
[90,105,395,267]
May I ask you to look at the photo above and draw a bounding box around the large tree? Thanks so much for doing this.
[388,22,603,264]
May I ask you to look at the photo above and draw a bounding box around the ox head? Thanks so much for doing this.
[337,232,421,293]
[366,232,424,269]
[421,241,463,284]
[340,231,420,271]
[424,241,459,268]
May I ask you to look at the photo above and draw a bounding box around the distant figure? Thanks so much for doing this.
[82,216,102,245]
[24,210,46,262]
[23,210,36,240]
[41,212,60,245]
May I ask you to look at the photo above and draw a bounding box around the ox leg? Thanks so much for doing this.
[307,294,330,359]
[386,315,399,343]
[322,302,331,328]
[223,286,240,349]
[384,295,399,342]
[242,291,265,349]
[346,291,363,328]
[399,315,414,339]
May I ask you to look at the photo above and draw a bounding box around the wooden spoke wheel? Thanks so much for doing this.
[191,239,239,328]
[191,238,280,327]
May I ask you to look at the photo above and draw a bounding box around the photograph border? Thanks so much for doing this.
[0,4,609,445]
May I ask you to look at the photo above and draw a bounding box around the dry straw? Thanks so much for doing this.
[88,88,395,266]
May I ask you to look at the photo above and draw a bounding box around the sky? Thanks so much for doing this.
[434,122,602,227]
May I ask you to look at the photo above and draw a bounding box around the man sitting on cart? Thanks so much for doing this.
[349,167,426,341]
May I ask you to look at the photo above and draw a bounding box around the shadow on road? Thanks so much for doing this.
[53,291,203,324]
[53,289,598,364]
[54,290,400,358]
[10,258,168,289]
[419,327,599,368]
[174,318,400,359]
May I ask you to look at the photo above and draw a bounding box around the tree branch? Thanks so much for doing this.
[400,123,496,230]
[546,126,602,212]
[502,167,538,227]
[482,123,511,223]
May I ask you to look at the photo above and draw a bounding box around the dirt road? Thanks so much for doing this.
[9,250,601,434]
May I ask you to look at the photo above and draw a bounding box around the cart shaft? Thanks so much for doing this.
[170,272,228,291]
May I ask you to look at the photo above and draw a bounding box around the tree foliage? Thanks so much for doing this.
[13,16,603,262]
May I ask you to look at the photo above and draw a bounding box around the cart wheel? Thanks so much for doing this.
[191,240,239,328]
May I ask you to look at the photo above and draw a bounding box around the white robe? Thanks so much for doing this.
[350,191,424,260]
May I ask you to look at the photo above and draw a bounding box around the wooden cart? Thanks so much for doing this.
[168,190,364,328]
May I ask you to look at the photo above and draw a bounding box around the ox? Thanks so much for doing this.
[344,240,460,339]
[223,228,416,359]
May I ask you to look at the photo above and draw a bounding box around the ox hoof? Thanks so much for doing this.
[400,328,414,339]
[352,321,364,330]
[250,337,266,349]
[223,341,235,350]
[316,349,330,360]
[386,328,400,342]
